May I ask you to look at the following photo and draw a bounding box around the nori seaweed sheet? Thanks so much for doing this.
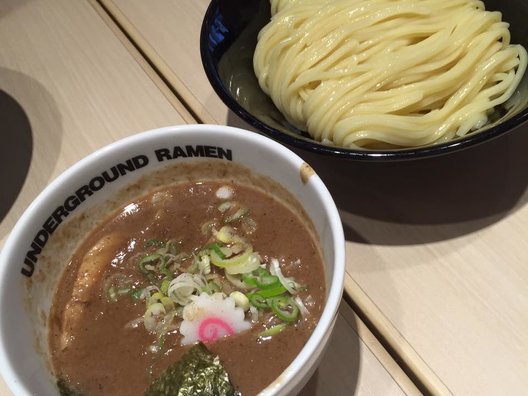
[144,342,236,396]
[57,378,85,396]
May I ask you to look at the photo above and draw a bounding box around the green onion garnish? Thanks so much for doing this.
[248,292,268,309]
[269,296,299,322]
[165,240,178,255]
[256,274,280,289]
[209,246,257,273]
[207,281,221,293]
[256,284,287,298]
[157,334,166,349]
[131,288,144,300]
[208,242,226,259]
[217,201,233,213]
[107,286,118,302]
[138,253,162,274]
[241,274,258,287]
[144,239,165,249]
[159,257,173,278]
[258,323,289,338]
[160,296,175,311]
[160,279,171,295]
[224,208,249,223]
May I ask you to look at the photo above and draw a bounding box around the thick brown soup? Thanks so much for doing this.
[49,179,325,395]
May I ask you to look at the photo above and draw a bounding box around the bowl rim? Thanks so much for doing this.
[200,0,528,161]
[0,124,345,396]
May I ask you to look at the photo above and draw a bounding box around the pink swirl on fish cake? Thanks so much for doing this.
[198,317,234,343]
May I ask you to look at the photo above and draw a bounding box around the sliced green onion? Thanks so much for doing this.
[165,240,179,255]
[160,296,175,311]
[241,274,258,287]
[157,334,166,349]
[201,220,217,236]
[254,267,270,278]
[187,255,199,274]
[144,285,161,297]
[138,253,162,274]
[220,246,233,257]
[225,273,255,290]
[230,242,245,254]
[103,273,133,302]
[160,278,171,295]
[198,254,211,275]
[256,274,280,289]
[144,302,166,332]
[249,306,259,322]
[269,258,302,295]
[208,242,226,259]
[172,252,190,263]
[217,201,233,213]
[131,288,144,300]
[224,252,260,275]
[159,257,173,278]
[144,239,165,249]
[230,291,250,311]
[210,246,251,269]
[107,286,118,302]
[225,207,249,223]
[259,323,288,338]
[148,292,164,306]
[242,268,285,295]
[241,217,257,235]
[294,296,309,317]
[269,296,299,322]
[256,284,287,298]
[206,281,221,293]
[248,293,268,309]
[167,273,207,305]
[216,226,235,244]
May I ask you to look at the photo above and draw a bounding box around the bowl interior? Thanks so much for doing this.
[201,0,528,160]
[0,125,344,396]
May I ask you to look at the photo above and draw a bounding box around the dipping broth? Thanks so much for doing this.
[49,172,326,395]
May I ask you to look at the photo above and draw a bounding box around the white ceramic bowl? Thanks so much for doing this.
[0,124,345,396]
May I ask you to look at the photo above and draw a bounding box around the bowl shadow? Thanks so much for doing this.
[298,301,361,395]
[0,90,32,224]
[228,110,528,245]
[208,0,528,245]
[0,69,63,243]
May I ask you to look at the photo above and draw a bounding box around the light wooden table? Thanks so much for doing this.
[0,1,419,395]
[98,1,528,395]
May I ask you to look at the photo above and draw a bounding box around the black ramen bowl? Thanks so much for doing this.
[200,0,528,161]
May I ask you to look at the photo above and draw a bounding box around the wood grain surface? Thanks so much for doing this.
[0,0,191,248]
[101,0,528,395]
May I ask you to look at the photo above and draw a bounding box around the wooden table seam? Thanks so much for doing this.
[95,0,215,125]
[345,274,452,396]
[338,301,422,396]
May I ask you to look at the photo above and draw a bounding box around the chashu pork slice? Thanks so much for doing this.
[59,233,125,349]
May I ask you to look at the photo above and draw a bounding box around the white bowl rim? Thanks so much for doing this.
[0,124,345,396]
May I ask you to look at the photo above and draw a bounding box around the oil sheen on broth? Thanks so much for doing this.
[49,174,326,395]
